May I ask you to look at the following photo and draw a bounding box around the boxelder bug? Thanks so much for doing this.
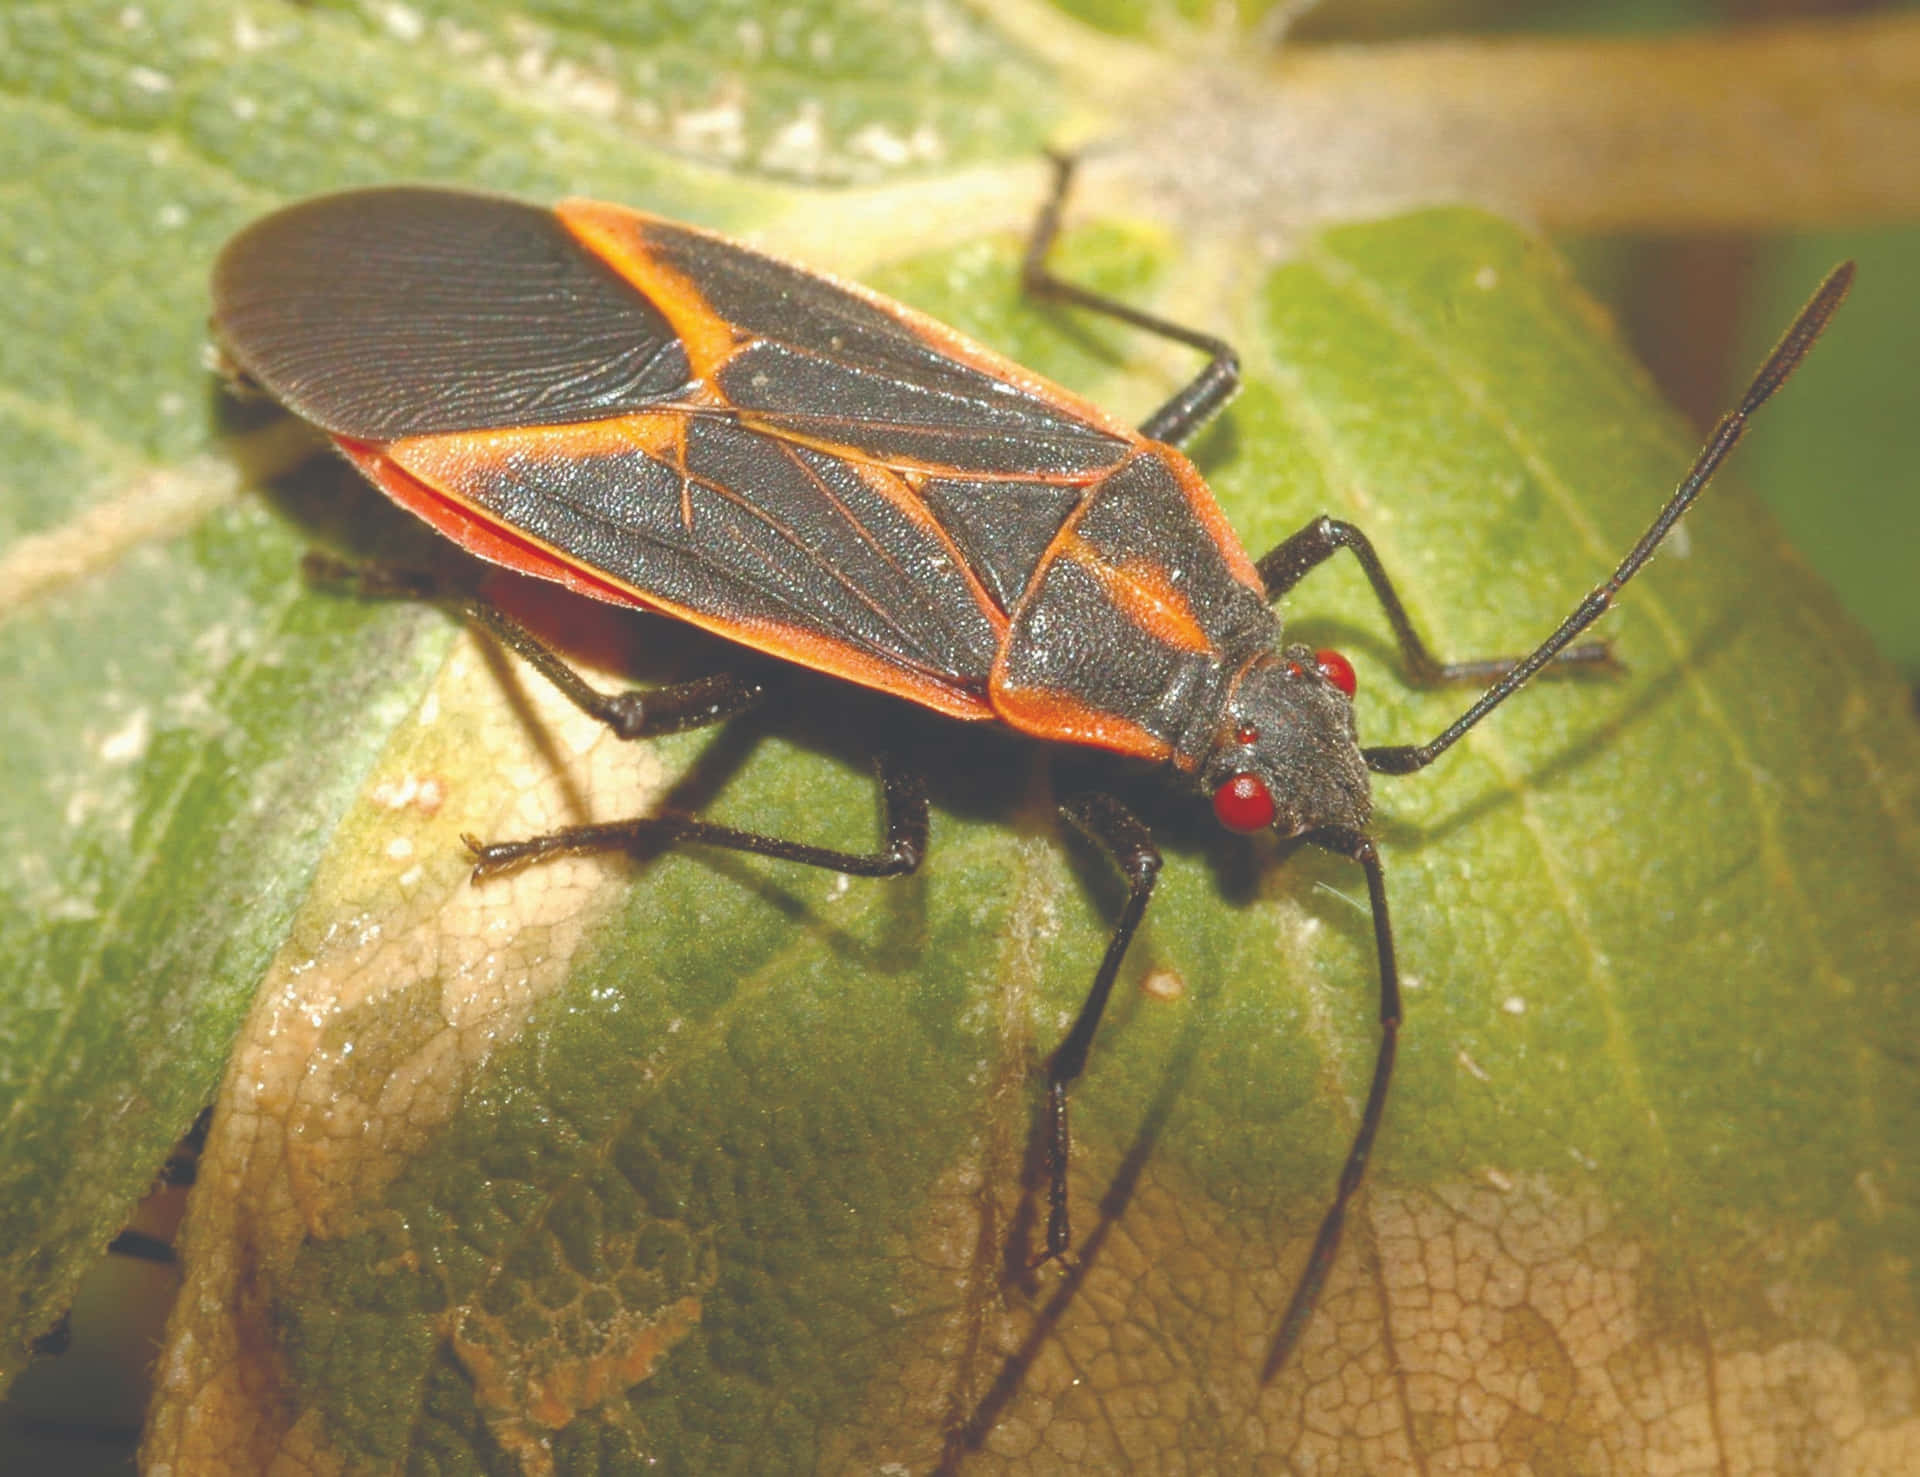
[210,158,1851,1375]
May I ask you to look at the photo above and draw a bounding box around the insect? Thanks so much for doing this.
[210,159,1851,1375]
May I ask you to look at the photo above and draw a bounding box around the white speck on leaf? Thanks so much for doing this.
[99,706,150,765]
[377,2,425,42]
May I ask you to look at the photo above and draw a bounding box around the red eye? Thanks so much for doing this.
[1212,773,1275,833]
[1234,724,1259,746]
[1314,648,1357,698]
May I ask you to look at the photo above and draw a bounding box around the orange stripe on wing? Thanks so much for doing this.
[556,199,741,390]
[380,413,691,466]
[555,197,1146,449]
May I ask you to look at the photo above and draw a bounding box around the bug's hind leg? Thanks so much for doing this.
[307,551,912,879]
[459,594,769,740]
[464,753,928,882]
[1022,154,1241,447]
[304,551,772,738]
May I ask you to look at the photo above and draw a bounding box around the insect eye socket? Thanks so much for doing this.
[1314,648,1357,698]
[1212,772,1276,833]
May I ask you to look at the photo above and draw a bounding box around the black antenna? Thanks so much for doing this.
[1365,261,1855,778]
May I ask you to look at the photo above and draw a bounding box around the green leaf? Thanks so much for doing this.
[4,2,1916,1473]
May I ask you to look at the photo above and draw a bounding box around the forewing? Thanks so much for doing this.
[214,187,1154,720]
[373,416,1011,718]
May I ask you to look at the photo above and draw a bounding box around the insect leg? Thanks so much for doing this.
[1256,517,1614,687]
[466,753,928,881]
[462,596,769,739]
[316,549,923,884]
[457,600,931,879]
[1264,826,1401,1381]
[1042,791,1162,1261]
[305,552,769,738]
[1022,153,1241,447]
[1365,259,1854,778]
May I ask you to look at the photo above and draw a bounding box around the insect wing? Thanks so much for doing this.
[360,417,1013,718]
[555,198,1138,479]
[212,187,1162,719]
[211,188,695,441]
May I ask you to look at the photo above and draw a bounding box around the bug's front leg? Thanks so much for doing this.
[1256,517,1616,687]
[1041,791,1162,1262]
[1264,826,1402,1380]
[1020,152,1241,448]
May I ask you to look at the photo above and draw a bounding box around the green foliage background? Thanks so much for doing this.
[1,1,1914,1472]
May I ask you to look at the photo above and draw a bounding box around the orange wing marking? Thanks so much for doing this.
[557,200,741,389]
[558,198,1147,450]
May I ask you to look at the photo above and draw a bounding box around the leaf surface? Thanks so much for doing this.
[2,3,1915,1473]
